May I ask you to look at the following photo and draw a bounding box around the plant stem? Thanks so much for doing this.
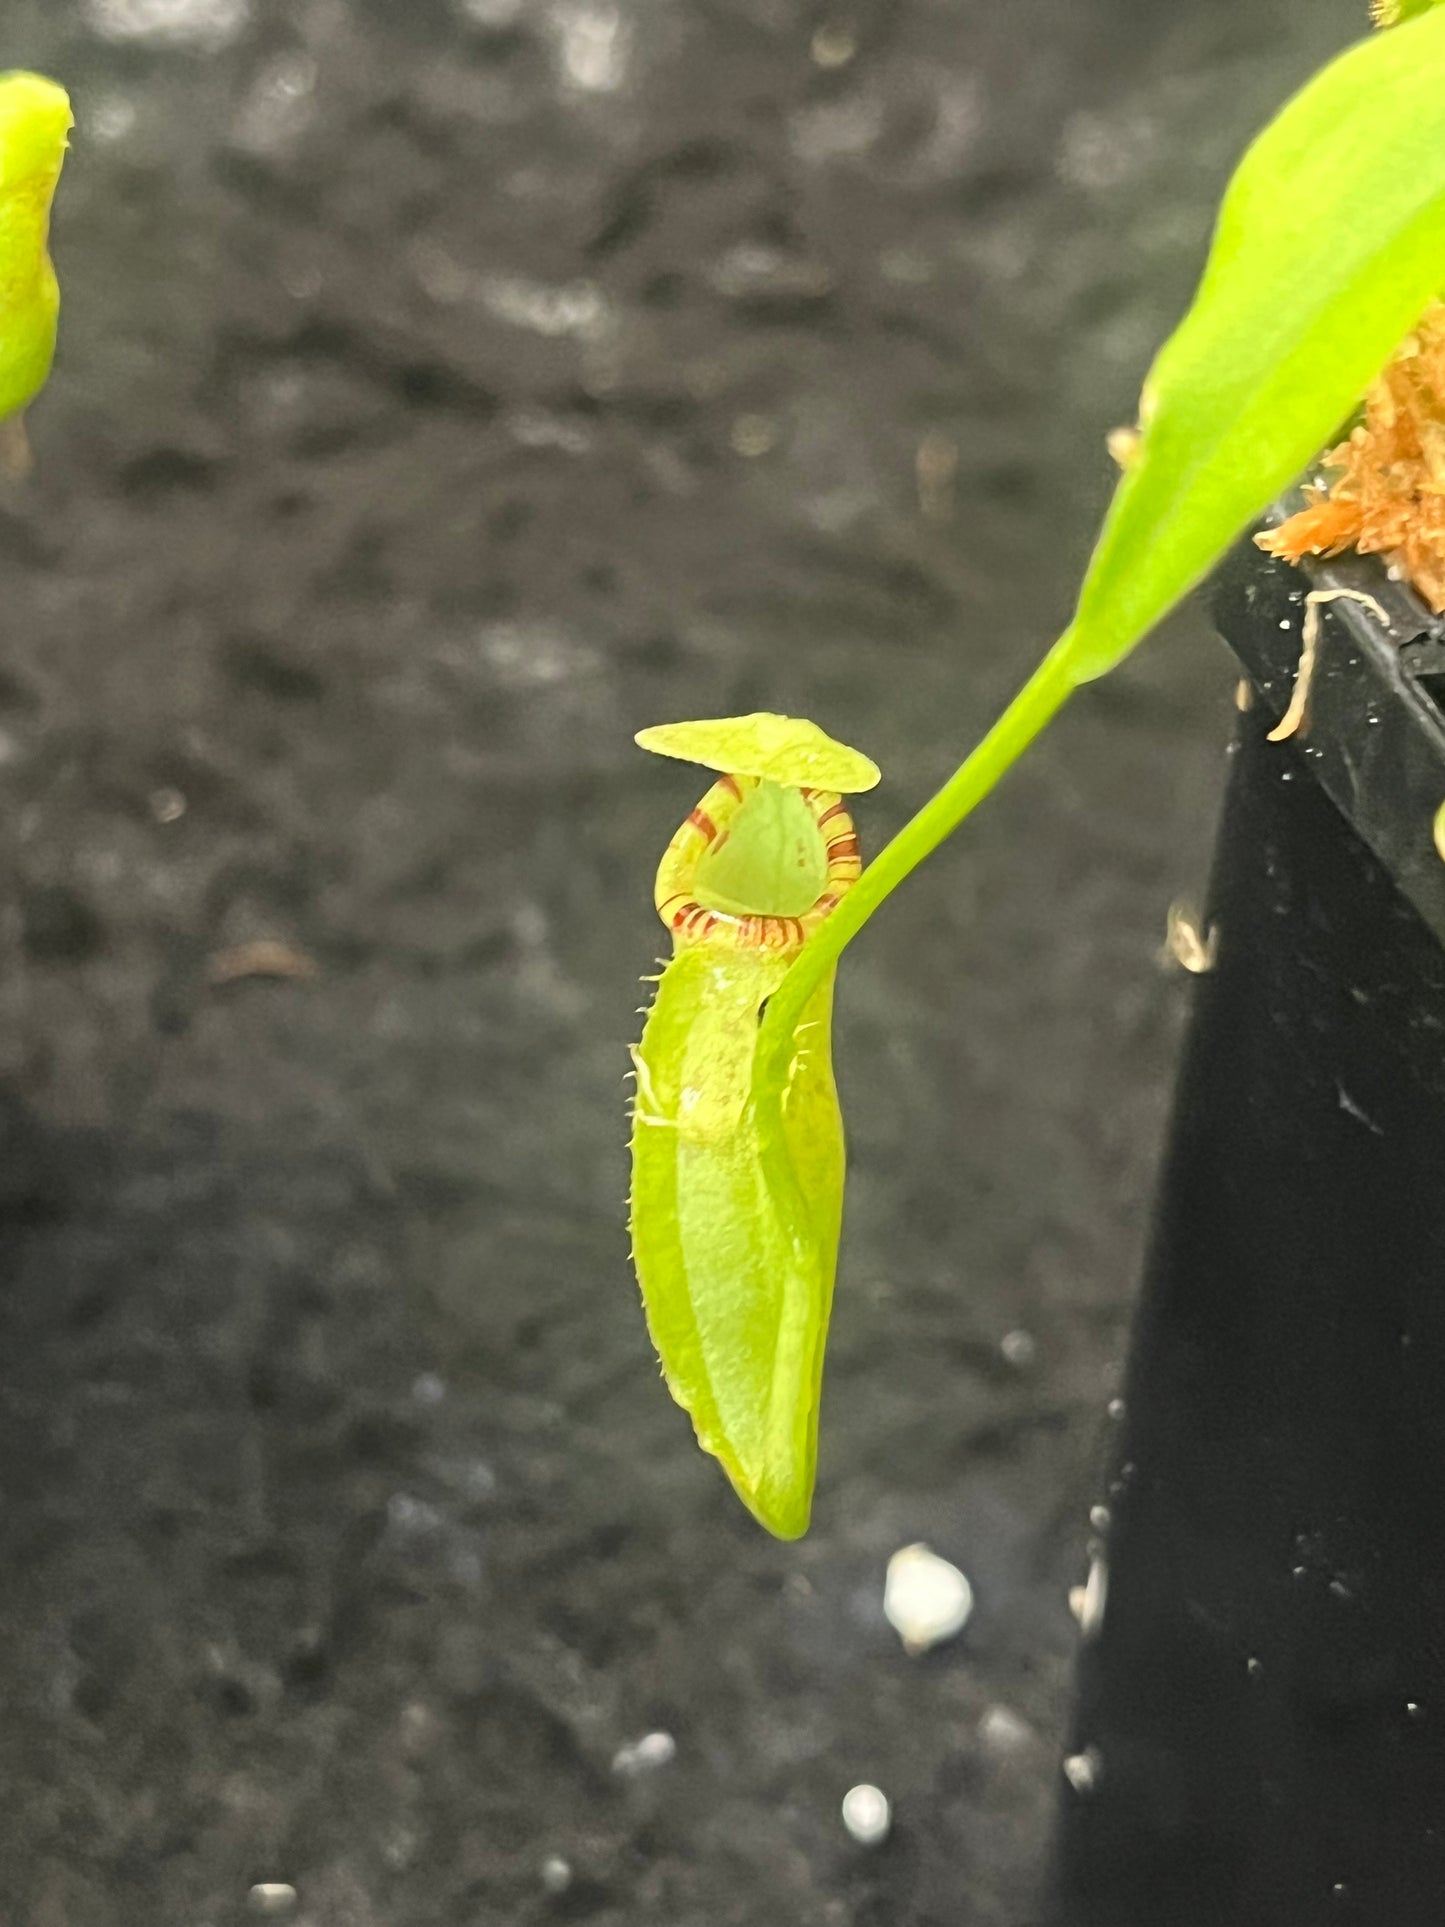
[760,631,1079,1062]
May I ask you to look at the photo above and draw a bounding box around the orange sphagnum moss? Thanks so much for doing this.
[1259,301,1445,613]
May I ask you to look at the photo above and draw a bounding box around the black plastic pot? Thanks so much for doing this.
[1050,525,1445,1927]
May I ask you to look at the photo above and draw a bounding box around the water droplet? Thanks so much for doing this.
[841,1783,891,1845]
[1106,1397,1126,1421]
[1247,1657,1264,1678]
[1107,1460,1137,1499]
[1089,1505,1111,1533]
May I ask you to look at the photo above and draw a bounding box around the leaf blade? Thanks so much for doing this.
[1066,9,1445,681]
[0,71,72,425]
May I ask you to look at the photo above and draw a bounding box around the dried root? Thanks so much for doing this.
[1265,588,1387,744]
[207,940,318,986]
[1161,901,1218,975]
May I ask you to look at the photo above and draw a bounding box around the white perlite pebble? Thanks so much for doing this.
[883,1542,974,1654]
[841,1783,892,1846]
[247,1886,298,1918]
[85,0,251,50]
[1062,1747,1103,1795]
[540,1855,573,1893]
[1000,1328,1036,1367]
[611,1729,677,1777]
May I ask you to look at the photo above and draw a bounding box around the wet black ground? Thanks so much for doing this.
[0,1,1366,1922]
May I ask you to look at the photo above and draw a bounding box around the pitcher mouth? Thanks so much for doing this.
[654,773,861,954]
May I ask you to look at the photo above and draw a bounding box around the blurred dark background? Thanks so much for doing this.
[0,1,1364,1922]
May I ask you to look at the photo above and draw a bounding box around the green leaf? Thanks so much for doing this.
[1064,8,1445,679]
[0,71,72,427]
[762,8,1445,1056]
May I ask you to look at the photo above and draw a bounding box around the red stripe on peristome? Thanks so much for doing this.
[826,834,860,858]
[688,807,718,843]
[718,774,742,798]
[816,801,848,829]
